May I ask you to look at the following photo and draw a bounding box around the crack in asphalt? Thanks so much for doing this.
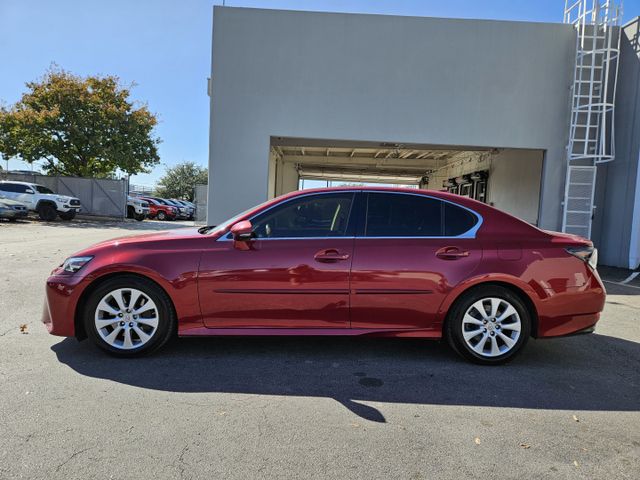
[54,446,94,473]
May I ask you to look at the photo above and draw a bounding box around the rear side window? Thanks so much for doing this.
[444,202,478,236]
[252,193,355,238]
[365,193,442,237]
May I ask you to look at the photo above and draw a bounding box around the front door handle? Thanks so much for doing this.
[314,248,350,263]
[436,246,470,260]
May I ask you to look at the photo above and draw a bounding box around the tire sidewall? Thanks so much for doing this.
[157,211,166,221]
[448,286,531,365]
[84,276,174,357]
[38,204,57,221]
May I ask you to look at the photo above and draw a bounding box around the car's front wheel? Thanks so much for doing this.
[37,203,57,221]
[84,276,176,357]
[446,285,531,365]
[156,211,166,221]
[59,211,76,221]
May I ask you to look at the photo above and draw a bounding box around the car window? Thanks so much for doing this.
[34,185,54,194]
[251,193,354,239]
[365,193,443,237]
[444,202,478,236]
[5,183,29,193]
[0,183,16,192]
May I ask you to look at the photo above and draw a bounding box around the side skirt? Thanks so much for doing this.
[179,327,441,338]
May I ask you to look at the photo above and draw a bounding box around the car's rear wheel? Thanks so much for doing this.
[84,276,176,357]
[37,203,57,221]
[446,285,531,365]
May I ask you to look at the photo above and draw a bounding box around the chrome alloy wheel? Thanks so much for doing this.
[94,288,159,350]
[461,297,522,358]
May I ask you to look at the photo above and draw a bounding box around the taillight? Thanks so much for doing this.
[566,246,598,270]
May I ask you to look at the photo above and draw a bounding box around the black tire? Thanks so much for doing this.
[127,206,135,219]
[59,211,76,221]
[134,213,146,221]
[156,211,166,221]
[446,285,531,365]
[8,218,17,222]
[37,203,57,221]
[84,275,176,357]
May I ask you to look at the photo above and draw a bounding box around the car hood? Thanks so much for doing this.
[40,193,80,202]
[75,228,205,255]
[0,197,27,207]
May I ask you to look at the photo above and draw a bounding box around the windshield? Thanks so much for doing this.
[35,185,54,194]
[199,199,273,235]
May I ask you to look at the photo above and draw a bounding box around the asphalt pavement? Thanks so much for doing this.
[0,219,638,479]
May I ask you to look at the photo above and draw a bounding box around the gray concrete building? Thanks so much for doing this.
[208,6,640,268]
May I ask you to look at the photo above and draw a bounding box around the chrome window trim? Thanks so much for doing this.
[216,189,483,242]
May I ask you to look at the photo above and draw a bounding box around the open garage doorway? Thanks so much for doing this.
[269,138,544,226]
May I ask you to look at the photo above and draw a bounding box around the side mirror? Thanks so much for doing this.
[25,189,35,194]
[230,220,254,242]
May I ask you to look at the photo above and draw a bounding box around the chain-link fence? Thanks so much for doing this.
[0,172,126,218]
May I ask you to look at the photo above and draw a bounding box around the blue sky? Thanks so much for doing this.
[1,0,638,185]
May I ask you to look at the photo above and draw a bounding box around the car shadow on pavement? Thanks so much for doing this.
[51,333,640,423]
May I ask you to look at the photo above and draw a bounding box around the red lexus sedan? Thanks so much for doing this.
[42,187,605,364]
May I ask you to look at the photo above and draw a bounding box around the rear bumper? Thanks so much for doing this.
[535,268,606,338]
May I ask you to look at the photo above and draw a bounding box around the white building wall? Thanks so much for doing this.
[209,7,575,228]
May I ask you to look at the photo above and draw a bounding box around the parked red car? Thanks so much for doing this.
[139,197,177,221]
[43,187,605,364]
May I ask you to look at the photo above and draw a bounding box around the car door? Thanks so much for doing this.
[12,184,36,208]
[198,191,356,328]
[350,191,482,332]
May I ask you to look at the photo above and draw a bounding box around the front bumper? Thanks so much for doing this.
[42,274,88,337]
[0,208,27,219]
[58,205,81,213]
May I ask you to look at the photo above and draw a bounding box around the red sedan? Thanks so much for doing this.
[139,196,177,221]
[43,187,605,364]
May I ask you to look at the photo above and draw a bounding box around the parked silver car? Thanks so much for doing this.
[0,195,29,222]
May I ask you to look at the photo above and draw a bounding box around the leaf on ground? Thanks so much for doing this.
[519,443,531,449]
[19,324,28,334]
[572,415,579,422]
[474,437,481,445]
[573,460,579,467]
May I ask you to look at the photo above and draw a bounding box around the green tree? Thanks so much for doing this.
[0,68,160,177]
[156,161,208,202]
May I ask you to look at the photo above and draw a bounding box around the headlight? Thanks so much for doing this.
[56,197,66,203]
[61,256,93,273]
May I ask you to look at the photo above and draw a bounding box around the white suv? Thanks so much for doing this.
[127,196,150,221]
[0,181,82,221]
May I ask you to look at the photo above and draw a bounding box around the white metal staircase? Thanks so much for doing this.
[561,0,622,238]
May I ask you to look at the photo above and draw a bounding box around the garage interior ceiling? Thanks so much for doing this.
[271,138,497,184]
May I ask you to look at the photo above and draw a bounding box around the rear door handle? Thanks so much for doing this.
[436,246,470,260]
[314,248,350,262]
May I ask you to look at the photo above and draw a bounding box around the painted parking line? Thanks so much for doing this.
[602,279,640,290]
[621,272,640,284]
